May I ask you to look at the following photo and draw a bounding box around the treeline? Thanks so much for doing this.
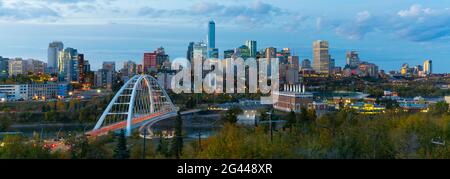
[0,103,448,159]
[191,104,450,159]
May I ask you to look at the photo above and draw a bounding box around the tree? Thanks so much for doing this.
[113,130,130,159]
[431,101,449,115]
[284,111,297,131]
[223,107,243,124]
[170,112,184,159]
[0,114,12,132]
[65,135,90,159]
[156,133,170,158]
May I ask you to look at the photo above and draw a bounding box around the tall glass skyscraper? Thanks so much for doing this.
[208,21,215,49]
[245,40,257,58]
[207,21,218,58]
[48,41,64,73]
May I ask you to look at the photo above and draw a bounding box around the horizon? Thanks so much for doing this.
[0,0,449,73]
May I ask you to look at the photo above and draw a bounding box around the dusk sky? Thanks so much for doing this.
[0,0,449,72]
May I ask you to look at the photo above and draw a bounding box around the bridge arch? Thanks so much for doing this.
[87,75,177,137]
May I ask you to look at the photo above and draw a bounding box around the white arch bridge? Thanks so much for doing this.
[86,75,178,137]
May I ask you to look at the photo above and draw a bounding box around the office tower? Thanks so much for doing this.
[143,47,169,73]
[210,48,219,59]
[48,41,64,73]
[193,42,207,62]
[77,54,86,83]
[122,60,137,77]
[8,58,26,77]
[288,56,299,69]
[301,59,312,69]
[224,49,234,59]
[95,69,113,90]
[245,40,257,58]
[401,63,409,76]
[265,47,277,59]
[207,21,217,58]
[313,40,331,74]
[187,42,194,62]
[424,60,432,75]
[346,51,360,68]
[359,62,379,77]
[0,57,9,78]
[25,59,46,75]
[58,47,79,82]
[103,61,116,72]
[208,21,216,49]
[235,45,251,59]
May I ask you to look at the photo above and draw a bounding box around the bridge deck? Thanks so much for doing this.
[86,111,176,137]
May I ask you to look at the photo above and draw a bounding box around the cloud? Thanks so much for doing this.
[398,4,434,17]
[331,5,450,42]
[138,0,287,28]
[0,1,60,21]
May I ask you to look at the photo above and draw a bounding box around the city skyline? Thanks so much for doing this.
[0,0,449,72]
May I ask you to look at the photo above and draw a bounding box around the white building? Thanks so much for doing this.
[0,84,28,101]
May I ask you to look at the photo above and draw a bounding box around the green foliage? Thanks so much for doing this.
[113,130,130,159]
[0,135,54,159]
[185,111,450,159]
[223,107,243,124]
[0,113,12,132]
[170,112,184,159]
[431,101,449,115]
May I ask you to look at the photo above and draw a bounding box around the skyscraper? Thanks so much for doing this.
[102,61,116,72]
[48,41,63,73]
[424,60,432,75]
[208,21,215,49]
[207,21,218,58]
[0,57,9,78]
[346,51,360,68]
[59,47,78,82]
[193,42,208,62]
[187,42,194,62]
[313,40,331,74]
[245,40,257,58]
[143,47,169,73]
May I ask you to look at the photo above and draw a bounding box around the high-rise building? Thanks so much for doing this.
[207,21,217,59]
[424,60,432,75]
[245,40,257,58]
[301,59,312,69]
[359,62,379,77]
[143,47,169,73]
[207,21,216,49]
[235,45,251,59]
[95,69,113,90]
[313,40,331,74]
[224,49,234,59]
[103,61,116,72]
[265,47,277,59]
[59,47,79,82]
[346,51,360,68]
[25,59,46,75]
[48,41,63,73]
[187,42,194,62]
[0,57,9,78]
[122,60,137,78]
[193,42,208,62]
[77,54,88,83]
[8,58,26,77]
